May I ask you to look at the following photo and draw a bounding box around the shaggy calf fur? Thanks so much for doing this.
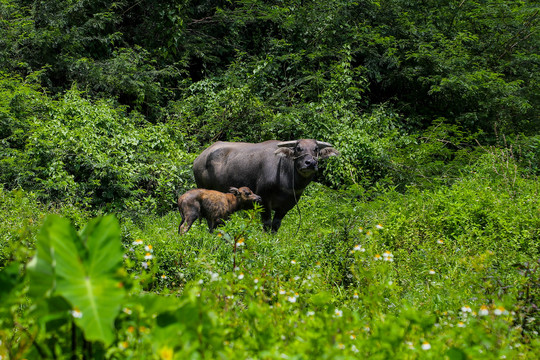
[178,187,262,234]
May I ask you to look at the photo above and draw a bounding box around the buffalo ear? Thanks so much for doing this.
[229,187,240,196]
[319,147,340,159]
[274,147,294,158]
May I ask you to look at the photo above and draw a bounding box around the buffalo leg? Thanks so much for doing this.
[261,206,273,232]
[271,209,289,233]
[207,218,226,233]
[178,218,184,234]
[206,218,215,233]
[178,213,186,234]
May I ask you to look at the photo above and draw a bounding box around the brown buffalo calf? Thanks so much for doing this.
[178,187,262,234]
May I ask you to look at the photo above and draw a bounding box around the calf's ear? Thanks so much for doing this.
[274,148,294,158]
[319,147,340,159]
[229,187,240,196]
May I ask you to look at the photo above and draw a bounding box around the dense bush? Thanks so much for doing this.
[1,0,538,133]
[168,78,274,145]
[0,74,194,215]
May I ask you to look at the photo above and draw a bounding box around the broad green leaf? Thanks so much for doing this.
[27,215,78,298]
[53,215,125,345]
[27,214,126,345]
[56,276,124,344]
[81,214,122,275]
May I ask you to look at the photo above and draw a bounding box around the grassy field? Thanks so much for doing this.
[1,149,539,359]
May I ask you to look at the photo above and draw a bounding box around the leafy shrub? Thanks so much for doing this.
[0,187,43,268]
[352,151,540,336]
[168,78,274,146]
[0,77,194,214]
[387,120,481,190]
[511,135,540,177]
[70,46,181,120]
[0,186,94,269]
[321,106,403,188]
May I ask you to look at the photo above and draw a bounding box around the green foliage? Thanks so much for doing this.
[2,149,540,357]
[0,187,42,267]
[71,46,182,119]
[358,0,539,134]
[0,75,194,214]
[168,78,274,144]
[320,105,403,188]
[1,1,540,358]
[2,0,538,133]
[386,120,481,190]
[517,135,540,176]
[27,215,125,345]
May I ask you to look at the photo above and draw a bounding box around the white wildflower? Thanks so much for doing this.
[353,244,365,252]
[479,305,489,316]
[382,251,394,262]
[71,308,83,318]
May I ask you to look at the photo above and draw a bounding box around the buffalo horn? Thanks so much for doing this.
[277,140,298,148]
[316,141,334,149]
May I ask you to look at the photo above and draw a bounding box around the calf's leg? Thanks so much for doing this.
[178,203,201,235]
[179,214,199,234]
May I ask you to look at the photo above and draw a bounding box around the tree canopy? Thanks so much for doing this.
[1,0,539,208]
[1,0,537,132]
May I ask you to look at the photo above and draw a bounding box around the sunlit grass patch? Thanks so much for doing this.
[2,158,540,358]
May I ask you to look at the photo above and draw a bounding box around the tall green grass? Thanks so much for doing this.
[1,150,539,359]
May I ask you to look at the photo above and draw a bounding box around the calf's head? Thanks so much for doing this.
[275,139,340,177]
[229,186,262,204]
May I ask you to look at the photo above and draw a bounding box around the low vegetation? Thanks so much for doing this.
[1,0,539,358]
[1,147,539,358]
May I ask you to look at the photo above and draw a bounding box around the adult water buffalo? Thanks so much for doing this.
[193,139,339,232]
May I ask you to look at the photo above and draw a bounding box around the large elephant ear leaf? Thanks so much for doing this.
[56,214,125,345]
[80,215,123,275]
[27,215,78,298]
[28,214,126,346]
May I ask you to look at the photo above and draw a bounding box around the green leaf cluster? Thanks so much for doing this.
[0,0,537,134]
[0,74,194,214]
[27,215,125,345]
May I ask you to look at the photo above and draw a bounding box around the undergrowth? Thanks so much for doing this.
[1,150,539,359]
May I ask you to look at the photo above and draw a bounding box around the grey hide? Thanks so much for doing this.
[193,139,339,232]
